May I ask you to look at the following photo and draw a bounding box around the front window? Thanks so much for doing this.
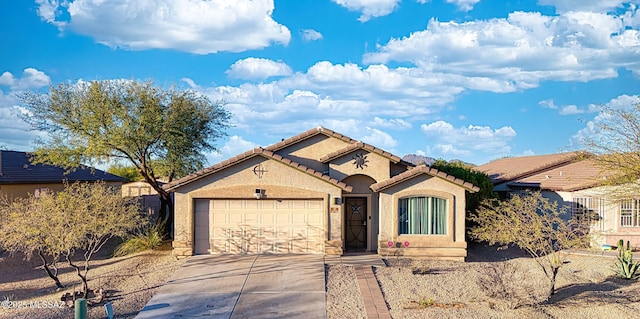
[571,197,603,225]
[398,196,447,235]
[620,199,640,227]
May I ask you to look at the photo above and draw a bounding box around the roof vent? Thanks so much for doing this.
[545,175,551,179]
[23,164,29,169]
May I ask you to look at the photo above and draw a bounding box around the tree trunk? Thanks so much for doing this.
[66,255,89,298]
[549,266,560,297]
[38,251,64,289]
[158,190,173,239]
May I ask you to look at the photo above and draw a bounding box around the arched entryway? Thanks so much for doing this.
[341,174,378,252]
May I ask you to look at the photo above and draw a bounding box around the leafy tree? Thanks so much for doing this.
[430,159,496,214]
[470,191,589,298]
[0,193,65,289]
[579,102,640,196]
[0,182,142,296]
[107,163,143,182]
[19,80,230,231]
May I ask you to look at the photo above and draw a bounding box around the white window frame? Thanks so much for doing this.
[620,199,640,227]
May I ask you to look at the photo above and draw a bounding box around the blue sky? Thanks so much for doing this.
[1,0,640,166]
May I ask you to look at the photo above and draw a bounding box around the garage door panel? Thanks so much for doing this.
[195,199,324,255]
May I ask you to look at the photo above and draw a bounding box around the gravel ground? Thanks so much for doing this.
[326,264,366,319]
[0,244,184,319]
[4,243,640,319]
[326,244,640,319]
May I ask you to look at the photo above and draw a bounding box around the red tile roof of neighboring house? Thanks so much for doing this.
[476,152,585,184]
[265,126,357,152]
[505,158,609,192]
[475,152,615,192]
[371,165,480,192]
[164,147,353,192]
[319,141,403,164]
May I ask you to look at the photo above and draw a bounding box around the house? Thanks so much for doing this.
[476,152,640,248]
[121,181,163,218]
[165,126,479,260]
[0,150,126,200]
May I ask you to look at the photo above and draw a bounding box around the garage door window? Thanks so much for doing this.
[398,196,447,235]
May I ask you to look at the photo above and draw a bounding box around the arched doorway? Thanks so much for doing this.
[341,174,377,252]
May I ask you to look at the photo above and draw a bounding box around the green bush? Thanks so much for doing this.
[114,222,165,257]
[612,240,640,280]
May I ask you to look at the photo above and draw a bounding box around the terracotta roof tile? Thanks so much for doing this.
[371,165,480,192]
[164,147,352,192]
[506,158,609,191]
[476,152,586,184]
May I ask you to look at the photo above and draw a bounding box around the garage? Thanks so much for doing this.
[194,198,325,254]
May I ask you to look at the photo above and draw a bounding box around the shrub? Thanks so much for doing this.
[612,240,640,280]
[114,222,165,257]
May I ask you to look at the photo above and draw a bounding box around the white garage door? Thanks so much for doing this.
[194,199,325,254]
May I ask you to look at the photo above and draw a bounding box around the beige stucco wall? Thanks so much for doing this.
[273,134,351,172]
[0,182,122,201]
[569,186,640,248]
[377,174,468,261]
[329,151,390,183]
[171,156,346,258]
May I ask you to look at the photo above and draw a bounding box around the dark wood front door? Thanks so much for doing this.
[345,197,367,251]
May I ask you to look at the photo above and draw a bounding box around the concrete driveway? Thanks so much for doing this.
[135,254,326,319]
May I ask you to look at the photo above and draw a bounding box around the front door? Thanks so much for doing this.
[344,197,367,251]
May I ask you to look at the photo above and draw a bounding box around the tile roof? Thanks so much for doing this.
[0,150,126,184]
[475,152,585,184]
[164,147,353,192]
[265,126,357,151]
[370,165,480,192]
[506,158,609,192]
[319,141,403,164]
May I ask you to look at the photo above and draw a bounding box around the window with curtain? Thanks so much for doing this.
[398,196,447,235]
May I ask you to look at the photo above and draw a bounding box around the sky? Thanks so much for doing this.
[1,0,640,167]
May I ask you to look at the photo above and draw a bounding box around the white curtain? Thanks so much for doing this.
[399,196,446,235]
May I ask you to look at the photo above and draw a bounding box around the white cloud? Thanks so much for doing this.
[364,9,640,87]
[226,58,293,80]
[206,135,259,163]
[420,121,517,160]
[301,29,323,42]
[537,0,631,14]
[332,0,401,22]
[571,94,640,146]
[539,98,601,115]
[446,0,481,12]
[369,117,412,129]
[361,127,398,150]
[37,0,291,54]
[0,68,51,90]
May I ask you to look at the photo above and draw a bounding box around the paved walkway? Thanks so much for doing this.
[136,254,326,319]
[354,266,392,319]
[325,253,391,319]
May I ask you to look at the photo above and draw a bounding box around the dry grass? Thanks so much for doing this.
[0,242,183,319]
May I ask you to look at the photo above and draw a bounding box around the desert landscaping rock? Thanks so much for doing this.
[3,244,640,318]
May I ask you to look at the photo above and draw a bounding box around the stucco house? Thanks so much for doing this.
[0,150,125,200]
[165,126,479,260]
[476,152,640,248]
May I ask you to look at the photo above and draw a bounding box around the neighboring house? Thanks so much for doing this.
[165,126,479,260]
[476,152,640,248]
[122,181,164,218]
[0,150,126,200]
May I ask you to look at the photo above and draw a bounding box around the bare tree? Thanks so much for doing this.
[470,191,589,298]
